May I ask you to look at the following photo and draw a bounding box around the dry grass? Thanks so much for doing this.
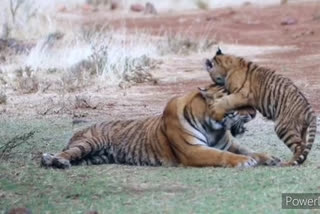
[14,66,39,94]
[0,91,6,104]
[0,0,218,96]
[196,0,209,10]
[159,34,216,55]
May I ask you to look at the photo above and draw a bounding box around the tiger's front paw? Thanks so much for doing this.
[280,161,298,167]
[228,155,258,168]
[251,153,281,166]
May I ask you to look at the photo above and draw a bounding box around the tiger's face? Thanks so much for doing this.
[205,48,242,86]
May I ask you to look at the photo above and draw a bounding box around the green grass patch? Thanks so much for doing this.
[0,116,319,214]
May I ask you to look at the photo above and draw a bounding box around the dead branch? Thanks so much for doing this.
[0,130,35,159]
[9,0,24,24]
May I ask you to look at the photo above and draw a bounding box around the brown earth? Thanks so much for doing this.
[106,1,320,113]
[1,1,320,120]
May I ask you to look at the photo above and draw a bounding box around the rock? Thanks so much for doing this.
[7,207,32,214]
[82,4,94,13]
[281,17,298,25]
[144,2,157,15]
[130,4,144,12]
[206,16,218,21]
[0,91,6,105]
[292,30,314,39]
[242,1,251,6]
[111,0,118,10]
[57,5,67,12]
[313,13,320,21]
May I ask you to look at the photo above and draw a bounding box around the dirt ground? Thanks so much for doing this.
[1,1,320,121]
[107,1,320,114]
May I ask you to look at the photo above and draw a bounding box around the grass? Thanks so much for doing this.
[0,116,319,214]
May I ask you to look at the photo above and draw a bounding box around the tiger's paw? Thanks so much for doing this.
[41,153,71,169]
[251,153,281,166]
[280,161,298,167]
[264,156,281,166]
[52,157,71,169]
[212,107,226,122]
[41,153,55,167]
[229,155,257,168]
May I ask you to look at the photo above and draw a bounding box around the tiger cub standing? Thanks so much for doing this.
[41,84,279,169]
[205,48,317,166]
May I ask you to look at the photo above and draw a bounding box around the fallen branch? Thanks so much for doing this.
[0,130,35,159]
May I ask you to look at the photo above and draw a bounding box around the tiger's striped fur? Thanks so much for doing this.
[205,49,317,166]
[41,84,280,169]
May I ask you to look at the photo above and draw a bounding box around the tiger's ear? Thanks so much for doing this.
[216,47,223,56]
[205,59,213,72]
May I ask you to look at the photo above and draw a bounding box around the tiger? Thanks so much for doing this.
[41,84,280,169]
[204,48,317,166]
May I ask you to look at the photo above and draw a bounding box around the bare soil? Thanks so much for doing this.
[108,1,320,113]
[1,1,320,121]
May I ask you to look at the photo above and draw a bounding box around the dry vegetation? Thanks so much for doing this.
[0,0,216,116]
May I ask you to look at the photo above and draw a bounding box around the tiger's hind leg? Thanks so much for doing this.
[41,153,71,169]
[275,121,313,166]
[41,137,105,169]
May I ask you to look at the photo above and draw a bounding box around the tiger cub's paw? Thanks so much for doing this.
[211,105,226,122]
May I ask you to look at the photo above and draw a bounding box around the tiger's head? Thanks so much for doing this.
[198,85,256,136]
[205,48,246,86]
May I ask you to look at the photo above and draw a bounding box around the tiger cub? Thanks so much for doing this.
[205,48,317,166]
[41,84,280,169]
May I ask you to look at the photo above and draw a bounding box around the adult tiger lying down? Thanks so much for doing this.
[41,84,280,169]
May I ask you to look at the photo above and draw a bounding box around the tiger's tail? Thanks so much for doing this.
[291,111,317,165]
[301,113,317,163]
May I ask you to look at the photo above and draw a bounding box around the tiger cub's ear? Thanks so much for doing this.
[216,47,223,55]
[205,59,213,72]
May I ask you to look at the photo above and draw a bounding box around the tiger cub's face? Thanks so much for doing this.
[205,48,242,86]
[198,85,256,135]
